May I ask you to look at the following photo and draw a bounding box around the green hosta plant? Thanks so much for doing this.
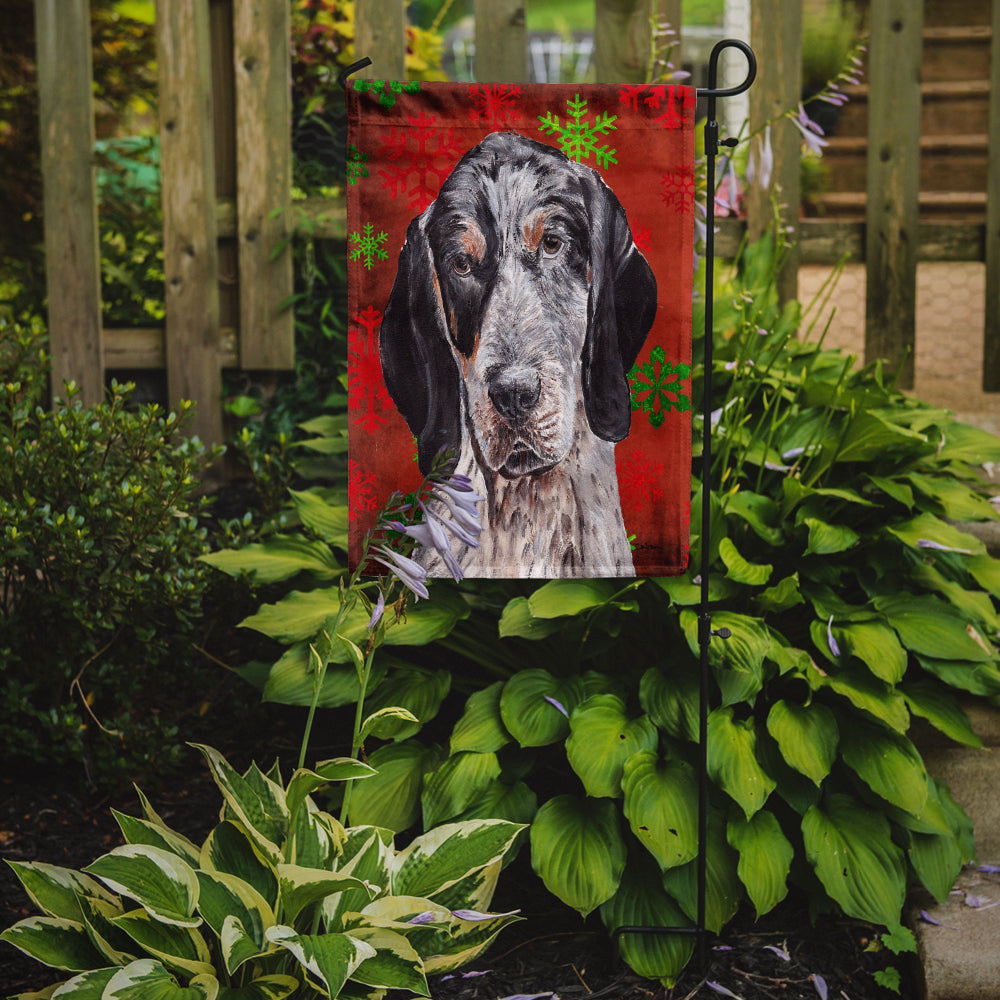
[339,234,999,985]
[1,744,523,999]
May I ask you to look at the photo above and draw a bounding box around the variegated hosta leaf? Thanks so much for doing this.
[565,695,658,799]
[102,958,218,999]
[765,700,838,786]
[727,810,793,917]
[214,974,299,1000]
[83,846,200,928]
[802,793,906,926]
[200,822,279,910]
[621,751,699,871]
[0,916,107,972]
[529,795,626,917]
[661,810,742,934]
[112,810,201,868]
[391,820,524,901]
[345,926,429,995]
[599,853,694,987]
[4,861,118,922]
[499,669,585,747]
[77,894,136,966]
[110,908,214,979]
[285,760,375,823]
[421,751,502,829]
[265,925,375,998]
[450,681,511,754]
[190,745,287,863]
[421,906,523,975]
[706,707,776,818]
[421,860,501,916]
[277,864,376,925]
[195,871,274,974]
[288,802,343,870]
[323,829,393,931]
[46,966,118,997]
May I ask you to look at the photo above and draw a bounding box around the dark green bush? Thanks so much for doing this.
[0,316,220,783]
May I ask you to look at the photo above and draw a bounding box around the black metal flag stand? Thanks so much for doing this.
[340,39,758,975]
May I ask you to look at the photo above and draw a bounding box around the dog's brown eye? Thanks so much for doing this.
[541,235,563,256]
[452,256,471,275]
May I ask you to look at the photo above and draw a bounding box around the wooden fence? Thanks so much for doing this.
[33,0,1000,445]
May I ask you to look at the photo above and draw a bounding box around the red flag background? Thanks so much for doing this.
[347,81,695,578]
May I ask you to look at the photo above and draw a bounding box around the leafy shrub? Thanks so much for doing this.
[0,317,220,783]
[212,234,1000,985]
[1,743,524,998]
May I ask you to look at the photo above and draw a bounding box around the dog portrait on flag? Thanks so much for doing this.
[347,82,695,579]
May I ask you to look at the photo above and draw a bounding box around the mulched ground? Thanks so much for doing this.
[1,741,913,1000]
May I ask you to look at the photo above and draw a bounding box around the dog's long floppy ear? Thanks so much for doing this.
[581,178,658,442]
[379,209,462,475]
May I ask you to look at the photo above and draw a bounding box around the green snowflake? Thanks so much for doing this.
[353,79,421,109]
[349,223,388,269]
[538,94,618,168]
[629,345,691,427]
[346,144,369,186]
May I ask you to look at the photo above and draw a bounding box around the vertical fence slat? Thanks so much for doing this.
[474,0,527,81]
[746,0,801,304]
[157,0,223,445]
[34,0,103,405]
[983,0,1000,390]
[594,0,652,84]
[355,0,406,80]
[233,0,294,369]
[864,0,923,390]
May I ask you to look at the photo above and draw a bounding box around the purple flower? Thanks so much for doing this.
[791,104,828,156]
[747,124,774,190]
[367,590,385,631]
[706,983,742,999]
[407,911,438,925]
[451,908,520,921]
[544,695,569,718]
[917,538,973,554]
[763,944,790,961]
[371,545,429,600]
[812,974,828,1000]
[826,616,841,658]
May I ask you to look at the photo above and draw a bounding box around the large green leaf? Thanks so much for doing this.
[346,740,441,832]
[802,794,906,926]
[901,680,982,748]
[103,959,218,1000]
[835,621,907,684]
[566,696,658,798]
[452,779,538,827]
[362,666,451,740]
[527,579,618,618]
[660,810,741,934]
[765,700,838,786]
[83,846,200,928]
[0,916,107,972]
[874,594,995,662]
[906,472,998,521]
[392,820,524,900]
[835,410,927,463]
[265,926,374,997]
[421,751,502,828]
[727,811,793,917]
[599,853,694,987]
[718,537,772,586]
[803,517,859,556]
[497,597,564,639]
[806,660,909,732]
[530,795,626,917]
[200,535,341,584]
[707,708,776,818]
[260,643,387,709]
[916,655,1000,697]
[499,670,584,747]
[639,664,699,743]
[886,512,985,556]
[621,751,699,871]
[839,718,928,817]
[4,862,118,923]
[285,759,376,823]
[450,682,511,754]
[680,610,770,706]
[288,488,349,546]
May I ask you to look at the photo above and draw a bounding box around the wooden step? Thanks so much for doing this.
[822,134,989,193]
[922,0,991,28]
[813,190,987,222]
[922,25,993,83]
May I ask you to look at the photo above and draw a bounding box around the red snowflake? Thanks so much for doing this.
[661,167,696,213]
[468,83,522,128]
[632,224,652,254]
[348,460,377,523]
[348,305,392,433]
[617,451,665,519]
[377,112,465,211]
[618,84,693,130]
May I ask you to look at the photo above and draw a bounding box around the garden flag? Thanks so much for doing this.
[347,80,696,578]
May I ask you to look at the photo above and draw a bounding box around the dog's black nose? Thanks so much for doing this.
[489,370,541,423]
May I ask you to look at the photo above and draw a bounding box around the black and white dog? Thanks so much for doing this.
[379,132,657,577]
